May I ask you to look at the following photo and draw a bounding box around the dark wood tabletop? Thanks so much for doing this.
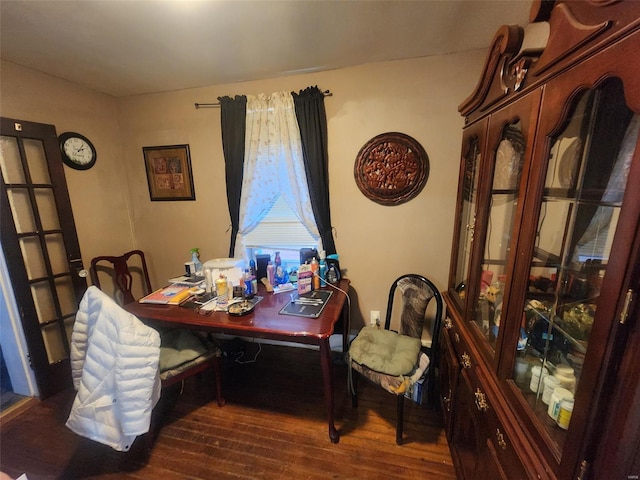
[124,278,351,443]
[124,279,350,346]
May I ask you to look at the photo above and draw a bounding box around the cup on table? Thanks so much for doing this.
[185,261,196,276]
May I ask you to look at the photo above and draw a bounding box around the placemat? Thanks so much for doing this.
[279,290,333,318]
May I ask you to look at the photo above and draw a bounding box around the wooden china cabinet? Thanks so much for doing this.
[439,1,640,479]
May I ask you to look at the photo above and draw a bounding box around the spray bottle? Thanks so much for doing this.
[190,248,203,275]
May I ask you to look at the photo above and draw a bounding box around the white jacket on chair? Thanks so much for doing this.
[66,286,161,451]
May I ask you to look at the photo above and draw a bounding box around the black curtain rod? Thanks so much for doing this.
[194,90,332,109]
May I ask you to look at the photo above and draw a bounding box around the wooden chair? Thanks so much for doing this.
[348,274,443,444]
[90,250,225,407]
[90,250,151,306]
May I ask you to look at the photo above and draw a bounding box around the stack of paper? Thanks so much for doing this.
[139,285,197,304]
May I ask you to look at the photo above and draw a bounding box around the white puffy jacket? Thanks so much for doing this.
[66,286,161,451]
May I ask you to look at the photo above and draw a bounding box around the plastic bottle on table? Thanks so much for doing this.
[311,257,320,290]
[190,248,202,275]
[243,269,252,296]
[319,251,327,283]
[266,262,275,286]
[327,265,338,285]
[216,274,229,307]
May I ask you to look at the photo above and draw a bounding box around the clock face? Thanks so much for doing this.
[59,132,96,170]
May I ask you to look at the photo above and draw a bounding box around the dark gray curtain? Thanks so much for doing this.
[292,86,337,255]
[218,95,247,257]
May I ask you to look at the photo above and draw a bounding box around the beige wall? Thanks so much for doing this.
[2,50,485,329]
[117,51,484,328]
[0,60,136,266]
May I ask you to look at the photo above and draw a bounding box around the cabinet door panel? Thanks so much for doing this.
[451,369,484,480]
[450,118,489,314]
[466,90,542,364]
[486,406,530,479]
[502,38,640,475]
[485,438,510,480]
[439,323,460,441]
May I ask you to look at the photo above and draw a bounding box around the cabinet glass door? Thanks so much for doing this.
[451,120,487,311]
[452,137,481,304]
[470,119,527,355]
[513,79,637,453]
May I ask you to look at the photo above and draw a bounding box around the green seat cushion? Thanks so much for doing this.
[349,326,421,376]
[159,329,209,372]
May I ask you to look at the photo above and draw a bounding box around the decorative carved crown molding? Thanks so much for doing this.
[457,1,639,121]
[458,25,523,118]
[533,3,611,76]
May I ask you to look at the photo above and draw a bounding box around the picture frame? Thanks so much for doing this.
[143,144,195,201]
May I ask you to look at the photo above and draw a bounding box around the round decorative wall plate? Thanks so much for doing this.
[354,132,429,206]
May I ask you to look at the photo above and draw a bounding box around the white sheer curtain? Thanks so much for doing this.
[233,91,319,258]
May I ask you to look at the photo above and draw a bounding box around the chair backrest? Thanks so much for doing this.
[90,250,152,305]
[384,274,443,358]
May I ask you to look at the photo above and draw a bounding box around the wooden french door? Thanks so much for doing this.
[0,117,87,399]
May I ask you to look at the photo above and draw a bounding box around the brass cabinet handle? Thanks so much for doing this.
[496,429,507,450]
[444,318,453,330]
[461,352,472,369]
[474,388,489,412]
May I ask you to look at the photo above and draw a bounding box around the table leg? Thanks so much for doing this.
[319,338,339,443]
[341,301,349,355]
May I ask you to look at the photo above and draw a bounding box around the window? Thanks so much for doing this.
[235,92,321,267]
[243,194,319,272]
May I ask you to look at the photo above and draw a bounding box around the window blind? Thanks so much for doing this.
[243,195,318,249]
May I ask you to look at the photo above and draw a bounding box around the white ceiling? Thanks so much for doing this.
[0,0,531,98]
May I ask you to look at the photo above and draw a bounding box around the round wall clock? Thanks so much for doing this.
[58,132,97,170]
[354,132,429,206]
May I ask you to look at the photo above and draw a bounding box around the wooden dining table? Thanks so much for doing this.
[124,279,350,443]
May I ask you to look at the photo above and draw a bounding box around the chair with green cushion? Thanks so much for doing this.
[348,274,443,444]
[90,250,224,408]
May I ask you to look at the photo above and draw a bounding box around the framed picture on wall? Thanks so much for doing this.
[143,144,196,201]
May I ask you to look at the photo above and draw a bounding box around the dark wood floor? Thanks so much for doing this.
[0,342,455,480]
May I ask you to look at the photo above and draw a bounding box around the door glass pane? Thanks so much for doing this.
[31,281,56,324]
[56,276,77,317]
[20,237,46,279]
[453,136,481,305]
[7,188,36,233]
[35,189,60,230]
[0,136,25,183]
[471,123,525,351]
[46,233,69,275]
[42,323,67,363]
[515,79,637,454]
[24,139,50,184]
